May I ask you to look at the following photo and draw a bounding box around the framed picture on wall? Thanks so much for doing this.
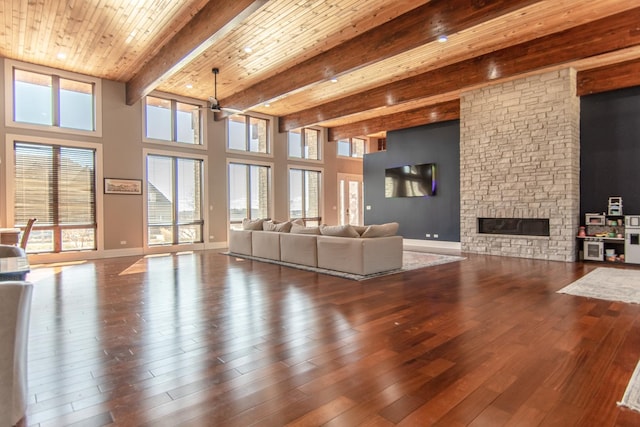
[104,178,142,195]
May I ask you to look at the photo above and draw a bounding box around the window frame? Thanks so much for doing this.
[143,147,209,254]
[4,133,105,257]
[4,59,103,137]
[287,127,323,162]
[337,137,367,158]
[288,166,323,226]
[142,91,207,149]
[226,158,274,229]
[226,112,273,157]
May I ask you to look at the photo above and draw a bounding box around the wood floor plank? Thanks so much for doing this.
[13,251,640,426]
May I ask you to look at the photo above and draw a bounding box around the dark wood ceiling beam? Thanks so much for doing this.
[280,7,640,132]
[328,100,460,141]
[125,0,267,106]
[577,58,640,96]
[219,0,543,113]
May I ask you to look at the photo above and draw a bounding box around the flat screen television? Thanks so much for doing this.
[385,163,436,198]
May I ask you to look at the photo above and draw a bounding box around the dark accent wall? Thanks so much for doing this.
[581,86,640,218]
[363,120,460,241]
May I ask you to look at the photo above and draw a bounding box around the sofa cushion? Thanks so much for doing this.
[319,224,359,238]
[252,231,280,260]
[291,223,320,235]
[263,220,292,232]
[280,233,318,267]
[361,222,399,238]
[242,218,264,230]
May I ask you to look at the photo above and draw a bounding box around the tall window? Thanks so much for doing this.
[337,137,366,158]
[228,114,270,154]
[228,163,271,229]
[14,141,96,253]
[13,68,95,131]
[145,95,203,145]
[289,168,322,226]
[147,154,203,246]
[288,128,320,160]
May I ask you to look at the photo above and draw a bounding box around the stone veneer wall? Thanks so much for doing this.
[460,69,580,262]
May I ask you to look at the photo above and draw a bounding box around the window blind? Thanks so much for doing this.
[14,141,96,229]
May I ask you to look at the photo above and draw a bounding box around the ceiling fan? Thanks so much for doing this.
[201,67,242,114]
[209,67,222,112]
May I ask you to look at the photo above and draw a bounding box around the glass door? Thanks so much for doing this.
[338,173,363,226]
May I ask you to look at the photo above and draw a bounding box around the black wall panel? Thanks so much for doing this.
[581,86,640,218]
[363,120,460,241]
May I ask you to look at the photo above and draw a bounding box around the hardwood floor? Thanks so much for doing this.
[16,250,640,426]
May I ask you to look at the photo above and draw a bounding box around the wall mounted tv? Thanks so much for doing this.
[385,163,436,198]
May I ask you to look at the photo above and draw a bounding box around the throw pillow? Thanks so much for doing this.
[352,225,368,236]
[319,224,360,238]
[242,218,264,230]
[290,223,321,235]
[263,220,292,232]
[291,218,305,226]
[361,222,399,238]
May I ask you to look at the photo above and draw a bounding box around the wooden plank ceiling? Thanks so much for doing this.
[2,0,640,140]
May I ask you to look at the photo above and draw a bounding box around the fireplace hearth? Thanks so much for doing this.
[478,218,550,237]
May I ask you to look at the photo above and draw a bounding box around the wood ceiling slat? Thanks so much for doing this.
[157,0,426,99]
[272,0,637,116]
[15,1,28,58]
[125,0,268,105]
[97,0,144,75]
[279,6,640,131]
[74,2,118,71]
[0,0,210,82]
[97,0,167,76]
[38,0,61,63]
[218,0,543,114]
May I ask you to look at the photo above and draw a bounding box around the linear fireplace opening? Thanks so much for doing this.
[478,218,550,237]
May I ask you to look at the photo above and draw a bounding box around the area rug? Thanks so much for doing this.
[619,360,640,413]
[557,267,640,304]
[224,250,465,281]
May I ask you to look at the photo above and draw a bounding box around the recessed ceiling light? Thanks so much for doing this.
[56,52,66,60]
[185,84,193,89]
[244,47,253,53]
[264,103,271,107]
[330,78,338,83]
[437,35,448,43]
[125,31,137,44]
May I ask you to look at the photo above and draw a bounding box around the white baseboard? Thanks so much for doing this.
[403,238,461,252]
[206,241,228,251]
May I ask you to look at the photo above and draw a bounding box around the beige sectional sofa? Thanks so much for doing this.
[228,220,403,276]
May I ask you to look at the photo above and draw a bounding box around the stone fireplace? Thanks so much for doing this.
[459,69,580,262]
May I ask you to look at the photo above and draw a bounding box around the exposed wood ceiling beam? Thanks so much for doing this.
[577,58,640,96]
[125,0,267,106]
[280,7,640,132]
[218,0,543,114]
[328,100,460,141]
